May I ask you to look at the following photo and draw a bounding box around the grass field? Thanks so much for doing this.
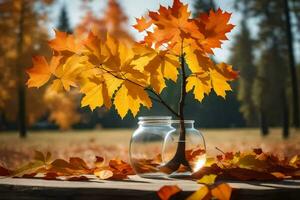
[1,128,300,169]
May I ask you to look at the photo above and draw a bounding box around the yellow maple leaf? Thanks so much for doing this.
[184,44,214,73]
[197,174,217,185]
[186,72,211,102]
[53,55,90,91]
[80,77,111,110]
[114,81,152,118]
[186,185,209,200]
[210,63,237,98]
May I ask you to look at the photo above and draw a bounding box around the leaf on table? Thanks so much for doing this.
[94,169,114,180]
[43,172,59,180]
[0,166,12,176]
[211,183,232,200]
[67,176,89,181]
[69,157,90,171]
[253,148,263,155]
[271,172,289,179]
[157,185,181,200]
[22,173,37,178]
[108,159,134,175]
[236,154,268,170]
[197,174,217,185]
[290,155,300,167]
[95,156,105,168]
[12,161,45,177]
[186,185,210,200]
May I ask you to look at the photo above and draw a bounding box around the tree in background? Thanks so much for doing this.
[0,0,53,137]
[190,0,244,128]
[230,21,257,126]
[193,0,216,14]
[76,0,132,42]
[235,0,291,137]
[283,0,299,128]
[57,4,72,33]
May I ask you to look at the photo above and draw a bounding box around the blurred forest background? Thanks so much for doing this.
[1,0,300,138]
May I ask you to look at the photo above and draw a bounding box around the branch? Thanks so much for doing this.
[145,88,179,117]
[98,65,179,117]
[178,39,187,117]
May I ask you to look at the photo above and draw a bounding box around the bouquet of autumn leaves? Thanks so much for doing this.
[27,0,237,119]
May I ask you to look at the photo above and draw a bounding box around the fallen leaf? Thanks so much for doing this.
[186,185,210,200]
[157,185,181,200]
[211,183,232,200]
[67,176,89,181]
[94,170,114,180]
[253,148,263,155]
[197,174,217,185]
[0,166,11,176]
[95,156,105,168]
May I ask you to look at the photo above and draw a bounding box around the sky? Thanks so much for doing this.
[47,0,243,62]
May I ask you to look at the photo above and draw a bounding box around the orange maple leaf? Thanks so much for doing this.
[197,9,235,53]
[157,185,181,200]
[133,17,152,32]
[48,30,81,53]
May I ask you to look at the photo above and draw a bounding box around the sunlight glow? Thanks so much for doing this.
[192,154,207,172]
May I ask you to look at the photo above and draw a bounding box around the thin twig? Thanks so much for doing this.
[98,65,179,117]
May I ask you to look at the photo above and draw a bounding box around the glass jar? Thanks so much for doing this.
[162,120,206,177]
[129,116,174,178]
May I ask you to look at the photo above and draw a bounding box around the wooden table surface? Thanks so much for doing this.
[0,175,300,200]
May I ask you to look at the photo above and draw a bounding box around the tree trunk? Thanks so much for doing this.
[282,90,290,138]
[162,55,190,173]
[283,0,299,128]
[260,108,269,136]
[17,0,27,138]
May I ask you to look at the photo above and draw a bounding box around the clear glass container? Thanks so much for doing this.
[162,120,206,177]
[129,116,174,178]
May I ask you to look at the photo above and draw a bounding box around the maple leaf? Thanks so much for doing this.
[95,156,105,168]
[67,176,89,181]
[186,72,211,102]
[140,0,202,49]
[197,9,235,54]
[133,17,152,32]
[157,185,181,200]
[210,63,238,98]
[184,44,214,73]
[94,169,114,180]
[80,76,111,110]
[51,55,90,91]
[136,49,179,93]
[83,32,109,66]
[211,183,232,200]
[114,81,152,118]
[0,166,12,176]
[186,185,210,200]
[48,30,81,53]
[26,56,52,88]
[197,174,217,185]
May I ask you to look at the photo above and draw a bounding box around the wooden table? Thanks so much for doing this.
[0,175,299,200]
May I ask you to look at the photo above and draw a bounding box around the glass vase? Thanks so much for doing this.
[129,116,174,178]
[162,120,206,177]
